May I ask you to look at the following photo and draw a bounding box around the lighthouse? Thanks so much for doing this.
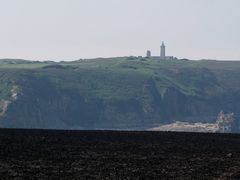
[160,41,166,59]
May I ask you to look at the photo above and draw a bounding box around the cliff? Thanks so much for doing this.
[0,58,240,131]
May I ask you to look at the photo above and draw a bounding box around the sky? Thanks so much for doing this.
[0,0,239,61]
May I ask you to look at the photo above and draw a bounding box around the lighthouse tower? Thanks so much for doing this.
[160,42,166,60]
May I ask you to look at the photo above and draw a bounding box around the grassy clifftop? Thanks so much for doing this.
[0,57,240,130]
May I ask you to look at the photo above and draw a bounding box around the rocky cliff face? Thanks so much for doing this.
[0,59,240,131]
[1,76,239,130]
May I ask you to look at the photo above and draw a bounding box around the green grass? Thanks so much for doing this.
[1,57,240,102]
[0,63,49,69]
[2,57,240,128]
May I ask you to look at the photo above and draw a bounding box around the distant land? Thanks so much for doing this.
[0,57,240,132]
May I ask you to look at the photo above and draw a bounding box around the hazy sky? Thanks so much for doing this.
[0,0,239,61]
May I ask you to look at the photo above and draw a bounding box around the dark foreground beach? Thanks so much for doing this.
[0,129,240,179]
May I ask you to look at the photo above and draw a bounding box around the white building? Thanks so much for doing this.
[160,41,175,60]
[146,42,176,60]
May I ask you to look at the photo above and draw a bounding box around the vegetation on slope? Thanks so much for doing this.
[0,57,240,130]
